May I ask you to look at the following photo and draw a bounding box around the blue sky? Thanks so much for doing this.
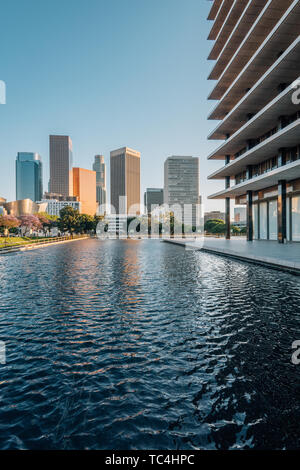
[0,0,224,211]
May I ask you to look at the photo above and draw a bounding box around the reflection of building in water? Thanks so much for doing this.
[112,242,143,313]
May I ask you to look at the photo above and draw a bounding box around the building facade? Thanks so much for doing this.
[110,147,140,215]
[164,156,200,227]
[144,188,164,214]
[72,167,97,216]
[93,155,107,213]
[207,0,300,243]
[16,152,43,202]
[1,199,47,216]
[40,199,81,217]
[49,135,73,197]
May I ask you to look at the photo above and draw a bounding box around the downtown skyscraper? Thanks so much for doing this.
[49,135,73,197]
[16,152,43,202]
[93,155,107,213]
[164,156,200,228]
[110,147,141,215]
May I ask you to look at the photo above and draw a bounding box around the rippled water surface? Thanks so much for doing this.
[0,239,300,450]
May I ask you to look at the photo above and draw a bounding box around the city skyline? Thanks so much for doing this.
[0,0,222,212]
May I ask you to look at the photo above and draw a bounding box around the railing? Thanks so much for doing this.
[0,235,89,253]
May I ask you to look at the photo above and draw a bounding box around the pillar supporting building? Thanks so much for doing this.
[206,0,300,243]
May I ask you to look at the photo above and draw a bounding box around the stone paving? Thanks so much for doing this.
[164,237,300,274]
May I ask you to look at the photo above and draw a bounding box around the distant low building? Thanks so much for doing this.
[39,199,81,217]
[204,211,225,224]
[106,214,128,237]
[0,198,7,215]
[234,207,247,224]
[1,199,47,216]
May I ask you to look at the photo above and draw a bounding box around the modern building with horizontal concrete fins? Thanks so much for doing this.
[164,156,201,228]
[110,147,140,215]
[207,0,300,243]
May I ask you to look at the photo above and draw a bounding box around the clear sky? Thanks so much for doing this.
[0,0,225,212]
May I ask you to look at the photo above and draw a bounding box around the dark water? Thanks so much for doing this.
[0,239,300,450]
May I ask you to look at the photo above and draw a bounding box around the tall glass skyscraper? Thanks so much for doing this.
[16,152,43,202]
[93,155,107,212]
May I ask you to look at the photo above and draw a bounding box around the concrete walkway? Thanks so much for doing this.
[164,237,300,275]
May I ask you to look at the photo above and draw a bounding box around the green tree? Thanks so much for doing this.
[204,219,226,235]
[77,214,94,233]
[35,213,58,237]
[231,225,241,236]
[58,206,80,236]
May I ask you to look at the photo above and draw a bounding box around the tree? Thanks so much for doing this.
[18,215,42,236]
[204,219,226,235]
[231,225,241,236]
[93,215,104,233]
[58,206,80,236]
[76,214,94,233]
[0,215,20,236]
[35,213,53,237]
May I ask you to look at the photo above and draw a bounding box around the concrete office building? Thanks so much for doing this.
[164,156,200,227]
[39,193,80,217]
[72,168,97,216]
[16,152,43,202]
[49,135,73,198]
[93,155,107,214]
[144,188,164,214]
[110,147,140,215]
[207,0,300,243]
[40,199,81,217]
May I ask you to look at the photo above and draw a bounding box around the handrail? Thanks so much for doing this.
[0,235,89,252]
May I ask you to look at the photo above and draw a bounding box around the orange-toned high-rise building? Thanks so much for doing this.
[72,168,97,216]
[110,147,140,215]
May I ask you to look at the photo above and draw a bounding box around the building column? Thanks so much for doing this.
[246,190,253,241]
[278,180,287,244]
[225,155,231,240]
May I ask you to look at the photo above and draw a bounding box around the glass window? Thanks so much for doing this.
[253,204,259,240]
[260,202,268,240]
[292,196,300,242]
[268,200,278,240]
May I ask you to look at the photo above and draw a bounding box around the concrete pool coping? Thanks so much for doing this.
[164,238,300,275]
